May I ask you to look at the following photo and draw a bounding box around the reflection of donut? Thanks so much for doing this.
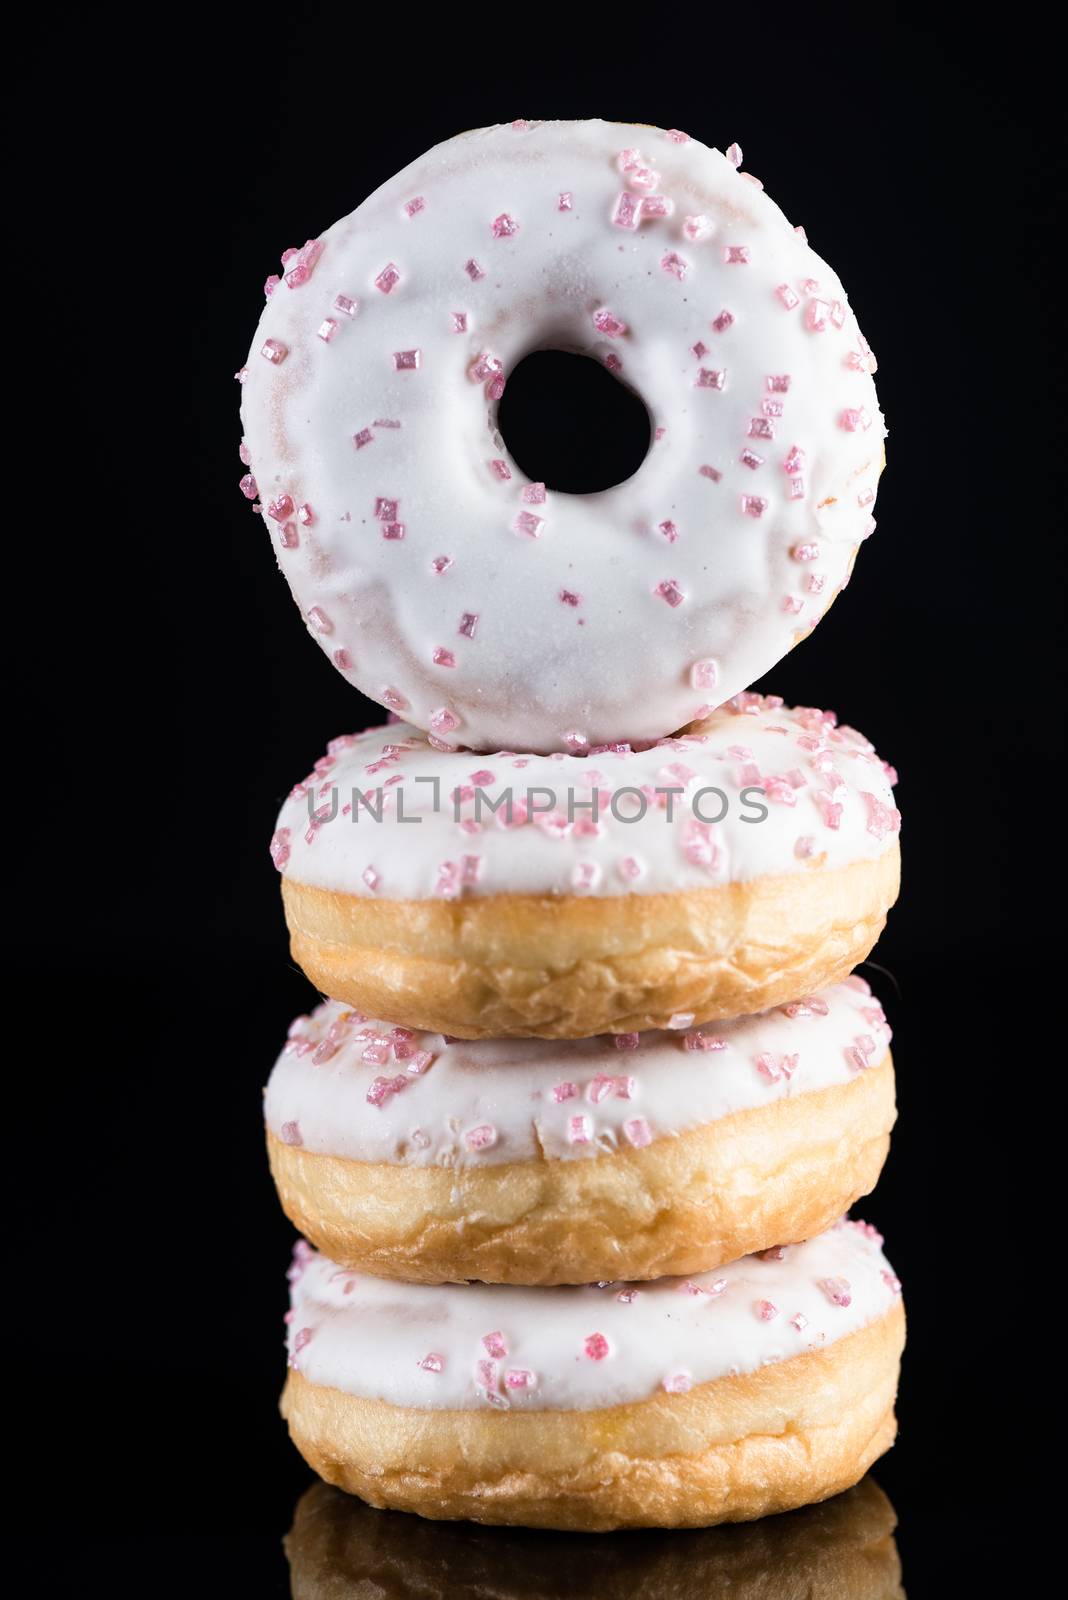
[281,1221,904,1530]
[239,120,885,754]
[286,1473,903,1599]
[272,696,900,1038]
[266,977,895,1284]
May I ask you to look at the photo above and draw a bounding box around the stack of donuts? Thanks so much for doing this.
[239,119,904,1532]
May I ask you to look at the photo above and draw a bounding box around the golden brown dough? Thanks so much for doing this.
[282,850,900,1039]
[281,1304,904,1531]
[267,1053,895,1284]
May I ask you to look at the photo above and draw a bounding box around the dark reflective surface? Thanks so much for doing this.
[284,1476,903,1598]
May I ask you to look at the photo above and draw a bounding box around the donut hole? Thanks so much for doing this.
[497,351,652,493]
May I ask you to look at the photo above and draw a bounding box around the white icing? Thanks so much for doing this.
[286,1219,900,1411]
[265,978,889,1167]
[241,120,885,754]
[270,697,900,900]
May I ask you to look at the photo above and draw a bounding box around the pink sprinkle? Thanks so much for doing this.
[724,245,750,264]
[741,495,768,518]
[784,444,805,474]
[623,1117,652,1148]
[790,1312,809,1333]
[375,497,398,521]
[584,1332,610,1361]
[307,606,332,635]
[776,284,800,310]
[490,459,512,481]
[667,128,690,143]
[266,494,294,522]
[481,1332,508,1361]
[431,555,453,574]
[640,195,673,218]
[612,191,640,229]
[353,428,374,449]
[559,589,582,607]
[657,519,679,543]
[684,1031,726,1052]
[754,1299,778,1321]
[491,213,519,238]
[749,417,775,441]
[696,368,726,390]
[691,341,708,360]
[465,1123,498,1151]
[334,294,357,317]
[382,522,405,541]
[280,1120,302,1145]
[505,1368,535,1390]
[294,1327,314,1353]
[699,464,723,482]
[883,1270,903,1294]
[362,865,380,891]
[261,338,288,364]
[840,406,872,432]
[404,196,426,218]
[690,658,718,690]
[239,472,258,500]
[264,274,280,297]
[740,449,764,470]
[568,1115,592,1144]
[513,510,544,538]
[711,310,735,333]
[278,522,299,550]
[333,648,352,670]
[464,258,486,281]
[725,141,743,167]
[558,191,573,210]
[806,298,831,331]
[317,317,338,343]
[660,251,688,279]
[613,1033,640,1050]
[783,596,803,615]
[814,791,843,830]
[297,503,314,525]
[683,214,714,242]
[791,542,820,562]
[552,1081,579,1103]
[432,647,456,668]
[522,483,547,505]
[654,578,685,607]
[861,792,901,840]
[393,349,421,371]
[375,262,400,294]
[429,706,461,734]
[451,311,468,332]
[419,1352,444,1373]
[819,1276,853,1307]
[663,1372,692,1394]
[593,307,628,338]
[458,612,478,639]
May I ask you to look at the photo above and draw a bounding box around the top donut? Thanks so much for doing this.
[239,120,885,754]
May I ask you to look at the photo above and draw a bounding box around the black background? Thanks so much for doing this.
[28,14,1057,1594]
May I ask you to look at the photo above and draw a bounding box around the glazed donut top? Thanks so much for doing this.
[239,119,885,754]
[265,976,890,1168]
[270,695,900,901]
[285,1219,901,1411]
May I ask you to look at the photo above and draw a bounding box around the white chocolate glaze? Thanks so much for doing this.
[265,977,890,1167]
[270,695,900,900]
[240,120,885,754]
[285,1219,901,1411]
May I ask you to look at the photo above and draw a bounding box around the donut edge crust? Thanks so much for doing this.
[281,848,901,1038]
[280,1301,904,1531]
[267,1054,895,1284]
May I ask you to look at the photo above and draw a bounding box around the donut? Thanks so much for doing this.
[265,976,895,1285]
[239,119,885,754]
[286,1474,903,1599]
[281,1219,904,1531]
[271,694,901,1038]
